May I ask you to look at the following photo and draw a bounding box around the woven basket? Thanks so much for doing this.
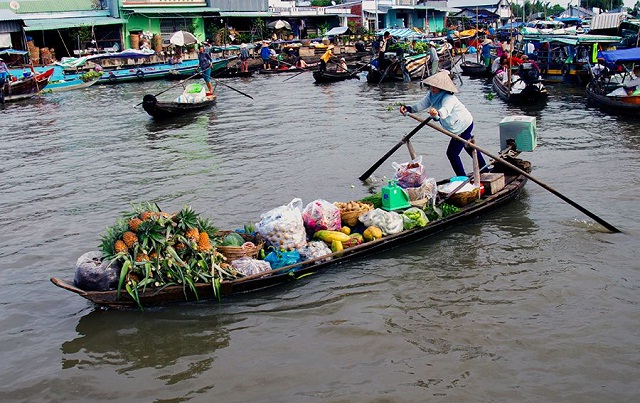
[215,231,263,262]
[440,187,479,207]
[339,202,373,226]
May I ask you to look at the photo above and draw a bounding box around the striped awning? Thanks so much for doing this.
[24,16,127,31]
[376,28,426,39]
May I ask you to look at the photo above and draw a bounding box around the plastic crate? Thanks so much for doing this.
[499,116,537,152]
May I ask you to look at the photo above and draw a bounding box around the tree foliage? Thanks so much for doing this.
[579,0,624,11]
[510,1,566,19]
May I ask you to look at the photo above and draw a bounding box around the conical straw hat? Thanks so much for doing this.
[421,70,459,93]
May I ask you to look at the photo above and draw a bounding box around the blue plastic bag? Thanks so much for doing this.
[264,248,302,270]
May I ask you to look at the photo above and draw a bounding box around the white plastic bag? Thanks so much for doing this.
[358,208,404,235]
[231,257,272,276]
[298,241,333,262]
[255,198,307,250]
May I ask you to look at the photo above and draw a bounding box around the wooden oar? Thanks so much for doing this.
[211,77,254,99]
[359,117,432,181]
[407,112,621,233]
[134,72,199,107]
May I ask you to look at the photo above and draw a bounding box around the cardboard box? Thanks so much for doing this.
[480,173,505,195]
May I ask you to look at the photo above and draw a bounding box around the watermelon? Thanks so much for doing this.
[222,232,245,247]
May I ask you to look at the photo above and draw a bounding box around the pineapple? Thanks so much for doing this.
[122,231,138,248]
[140,211,153,221]
[129,217,143,232]
[135,253,149,262]
[114,240,127,254]
[185,227,200,242]
[197,232,212,252]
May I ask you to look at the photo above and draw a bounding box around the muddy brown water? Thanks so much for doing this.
[1,71,639,402]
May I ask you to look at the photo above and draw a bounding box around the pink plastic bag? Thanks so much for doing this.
[392,155,428,188]
[302,199,342,233]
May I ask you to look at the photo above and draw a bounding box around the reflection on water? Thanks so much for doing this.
[62,308,231,375]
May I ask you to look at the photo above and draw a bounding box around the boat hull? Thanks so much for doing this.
[1,68,53,102]
[142,94,217,119]
[460,61,491,78]
[586,80,640,115]
[313,71,359,83]
[51,169,528,308]
[492,74,549,103]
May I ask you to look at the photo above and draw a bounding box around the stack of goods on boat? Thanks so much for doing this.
[70,155,482,307]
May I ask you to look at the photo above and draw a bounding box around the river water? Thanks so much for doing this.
[1,70,639,402]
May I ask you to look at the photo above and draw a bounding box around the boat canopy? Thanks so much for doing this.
[522,34,622,45]
[376,28,425,39]
[598,47,640,64]
[0,49,28,55]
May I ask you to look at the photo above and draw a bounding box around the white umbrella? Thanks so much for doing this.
[267,20,291,30]
[169,31,198,46]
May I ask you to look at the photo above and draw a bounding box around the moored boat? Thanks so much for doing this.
[1,67,53,102]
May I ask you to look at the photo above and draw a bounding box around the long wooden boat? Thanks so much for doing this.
[50,163,529,308]
[47,77,99,92]
[585,79,640,115]
[584,47,640,114]
[492,73,548,103]
[141,94,217,119]
[313,70,359,83]
[1,68,53,102]
[460,60,491,78]
[366,53,429,83]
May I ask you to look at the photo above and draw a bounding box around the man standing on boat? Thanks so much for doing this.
[480,38,494,68]
[0,57,10,104]
[239,43,250,73]
[198,44,214,95]
[319,45,335,72]
[428,42,439,76]
[399,71,487,177]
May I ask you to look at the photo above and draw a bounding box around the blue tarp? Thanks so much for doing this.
[598,47,640,64]
[498,22,525,30]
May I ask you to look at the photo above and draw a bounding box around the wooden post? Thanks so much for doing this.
[406,139,417,160]
[471,138,480,198]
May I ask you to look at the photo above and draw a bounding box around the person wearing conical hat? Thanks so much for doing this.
[481,37,495,67]
[319,44,335,72]
[399,71,487,177]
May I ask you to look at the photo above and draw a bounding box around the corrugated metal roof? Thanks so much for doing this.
[24,16,127,31]
[0,9,23,21]
[590,13,627,31]
[0,0,96,13]
[325,26,350,36]
[122,7,220,16]
[219,11,272,17]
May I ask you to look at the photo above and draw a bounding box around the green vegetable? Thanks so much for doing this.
[221,232,245,247]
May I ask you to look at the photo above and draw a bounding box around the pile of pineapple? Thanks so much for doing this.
[99,202,234,305]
